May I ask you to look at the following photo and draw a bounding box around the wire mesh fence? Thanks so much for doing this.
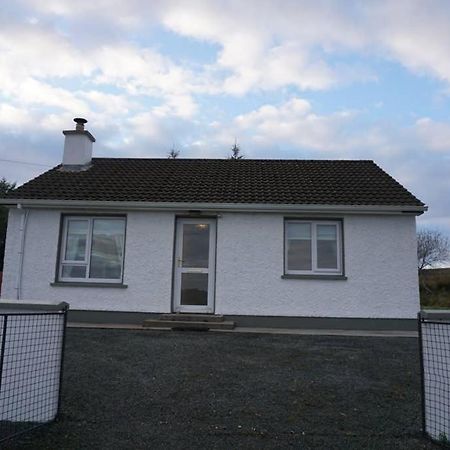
[0,302,68,443]
[419,310,450,446]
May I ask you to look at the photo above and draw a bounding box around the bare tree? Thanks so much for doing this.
[168,147,180,159]
[417,229,450,274]
[228,139,244,159]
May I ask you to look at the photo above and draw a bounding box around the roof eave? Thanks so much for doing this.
[0,198,428,215]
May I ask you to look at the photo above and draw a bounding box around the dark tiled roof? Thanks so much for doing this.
[5,158,424,207]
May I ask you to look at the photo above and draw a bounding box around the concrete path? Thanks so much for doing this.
[68,322,417,337]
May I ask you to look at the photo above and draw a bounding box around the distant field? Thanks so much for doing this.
[420,268,450,308]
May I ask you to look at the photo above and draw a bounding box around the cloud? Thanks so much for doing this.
[393,154,450,235]
[162,0,450,91]
[17,0,163,28]
[0,104,34,131]
[92,45,195,97]
[79,91,136,115]
[127,112,163,138]
[0,20,203,154]
[0,22,91,79]
[13,0,371,97]
[231,98,357,152]
[0,16,202,116]
[13,0,450,95]
[415,118,450,153]
[162,2,368,94]
[368,1,450,84]
[12,78,89,113]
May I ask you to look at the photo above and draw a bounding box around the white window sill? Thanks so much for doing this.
[281,274,347,280]
[50,281,128,288]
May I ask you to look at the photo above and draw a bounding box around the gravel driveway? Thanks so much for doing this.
[7,328,438,449]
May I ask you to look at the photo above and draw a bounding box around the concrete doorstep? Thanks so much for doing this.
[67,322,418,337]
[142,313,236,330]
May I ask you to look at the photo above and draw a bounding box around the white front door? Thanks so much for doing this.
[173,218,216,313]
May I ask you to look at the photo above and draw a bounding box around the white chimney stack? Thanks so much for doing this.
[62,118,95,168]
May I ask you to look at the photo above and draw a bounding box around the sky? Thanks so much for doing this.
[0,0,449,235]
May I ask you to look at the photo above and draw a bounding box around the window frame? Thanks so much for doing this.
[284,219,343,276]
[58,215,127,284]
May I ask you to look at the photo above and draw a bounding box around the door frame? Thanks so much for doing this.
[172,217,217,314]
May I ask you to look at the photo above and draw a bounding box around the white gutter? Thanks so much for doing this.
[0,198,427,215]
[15,205,30,300]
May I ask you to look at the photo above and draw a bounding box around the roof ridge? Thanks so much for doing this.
[91,157,375,162]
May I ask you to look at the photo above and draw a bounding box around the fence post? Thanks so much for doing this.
[0,315,8,395]
[417,312,427,437]
[57,305,68,417]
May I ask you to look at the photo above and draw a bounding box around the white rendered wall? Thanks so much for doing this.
[214,213,419,319]
[1,209,174,313]
[1,209,419,318]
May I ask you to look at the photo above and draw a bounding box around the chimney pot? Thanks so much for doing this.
[74,117,88,131]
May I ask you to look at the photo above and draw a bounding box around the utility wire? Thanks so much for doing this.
[0,158,54,168]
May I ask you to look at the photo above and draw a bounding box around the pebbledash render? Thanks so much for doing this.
[0,118,426,329]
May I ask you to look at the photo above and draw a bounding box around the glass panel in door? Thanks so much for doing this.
[180,273,209,305]
[182,223,210,268]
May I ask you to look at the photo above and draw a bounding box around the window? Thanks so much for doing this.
[59,216,126,283]
[285,220,343,275]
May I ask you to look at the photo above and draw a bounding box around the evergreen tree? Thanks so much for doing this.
[168,147,180,159]
[0,178,16,271]
[228,139,244,159]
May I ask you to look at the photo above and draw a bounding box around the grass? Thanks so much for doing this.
[420,268,450,309]
[4,328,439,449]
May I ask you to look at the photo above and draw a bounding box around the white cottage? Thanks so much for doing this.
[0,119,426,330]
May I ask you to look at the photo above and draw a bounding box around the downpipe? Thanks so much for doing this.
[15,204,30,300]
